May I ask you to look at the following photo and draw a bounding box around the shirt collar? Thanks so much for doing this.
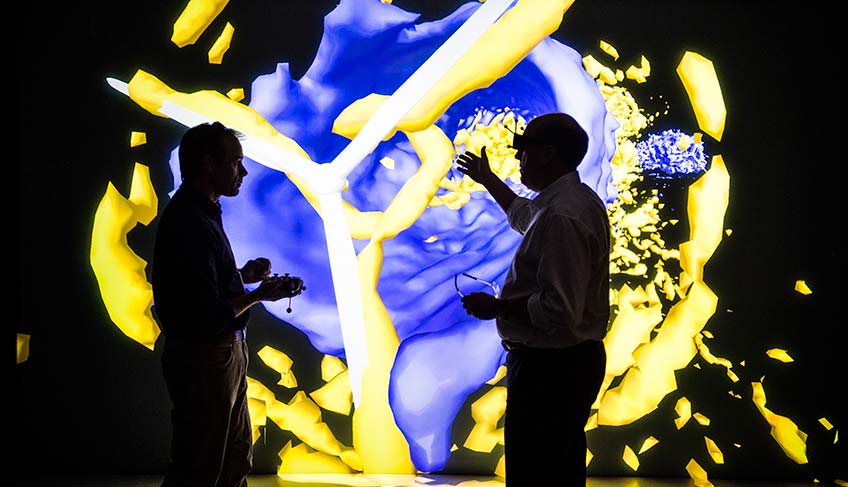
[175,185,223,219]
[533,171,581,208]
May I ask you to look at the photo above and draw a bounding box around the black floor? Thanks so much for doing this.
[20,474,822,487]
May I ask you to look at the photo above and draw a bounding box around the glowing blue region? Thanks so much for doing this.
[636,129,708,178]
[166,0,617,471]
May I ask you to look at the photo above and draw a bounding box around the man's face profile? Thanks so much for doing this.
[211,135,247,197]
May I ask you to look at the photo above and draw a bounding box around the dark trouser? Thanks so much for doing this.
[161,335,253,487]
[504,339,606,487]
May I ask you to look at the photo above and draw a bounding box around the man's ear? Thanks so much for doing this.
[201,154,216,173]
[541,145,558,166]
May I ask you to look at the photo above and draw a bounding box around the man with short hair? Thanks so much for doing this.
[152,121,302,486]
[456,112,610,486]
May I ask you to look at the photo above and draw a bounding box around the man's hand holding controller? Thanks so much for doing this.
[255,272,305,301]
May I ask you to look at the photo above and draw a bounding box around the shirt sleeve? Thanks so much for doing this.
[506,197,536,235]
[525,212,593,336]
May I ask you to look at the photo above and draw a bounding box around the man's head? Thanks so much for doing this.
[178,122,246,199]
[511,112,588,192]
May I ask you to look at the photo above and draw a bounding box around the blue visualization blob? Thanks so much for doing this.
[636,128,708,179]
[165,0,617,471]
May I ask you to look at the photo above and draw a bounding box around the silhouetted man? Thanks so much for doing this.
[152,121,302,487]
[456,112,610,486]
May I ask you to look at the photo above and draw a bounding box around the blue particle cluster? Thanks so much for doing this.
[636,129,708,178]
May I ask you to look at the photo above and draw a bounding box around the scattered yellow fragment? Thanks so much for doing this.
[766,348,794,363]
[600,40,619,60]
[794,280,813,295]
[208,22,234,64]
[311,370,353,415]
[693,412,711,426]
[818,418,834,430]
[686,458,714,487]
[17,334,30,363]
[752,381,808,464]
[676,51,726,141]
[583,54,618,85]
[172,0,229,48]
[257,346,298,388]
[130,131,146,147]
[226,88,244,102]
[623,445,640,471]
[675,397,692,429]
[704,436,724,464]
[639,436,659,454]
[464,387,506,453]
[321,355,347,382]
[625,56,651,83]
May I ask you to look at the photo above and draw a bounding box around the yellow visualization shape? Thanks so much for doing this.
[90,163,159,350]
[586,449,593,467]
[622,445,640,471]
[704,436,724,464]
[794,280,813,295]
[639,436,659,454]
[125,69,382,239]
[257,345,298,388]
[17,334,30,363]
[345,124,454,474]
[752,381,808,464]
[130,131,146,147]
[600,40,619,60]
[593,284,662,408]
[246,378,362,471]
[819,417,834,430]
[248,397,266,443]
[680,156,729,288]
[597,279,719,425]
[676,51,726,141]
[321,354,347,382]
[766,348,794,363]
[208,22,234,64]
[674,397,692,430]
[333,0,578,138]
[685,459,714,487]
[226,88,244,102]
[585,412,598,431]
[486,365,507,385]
[464,386,506,453]
[583,55,618,85]
[495,454,506,478]
[693,412,711,426]
[431,110,526,210]
[311,370,353,416]
[726,369,740,383]
[695,329,732,369]
[277,441,354,475]
[625,56,651,83]
[171,0,229,48]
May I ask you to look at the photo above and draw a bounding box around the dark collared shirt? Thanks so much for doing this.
[152,186,249,341]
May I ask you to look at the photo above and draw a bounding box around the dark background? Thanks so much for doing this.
[15,0,844,482]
